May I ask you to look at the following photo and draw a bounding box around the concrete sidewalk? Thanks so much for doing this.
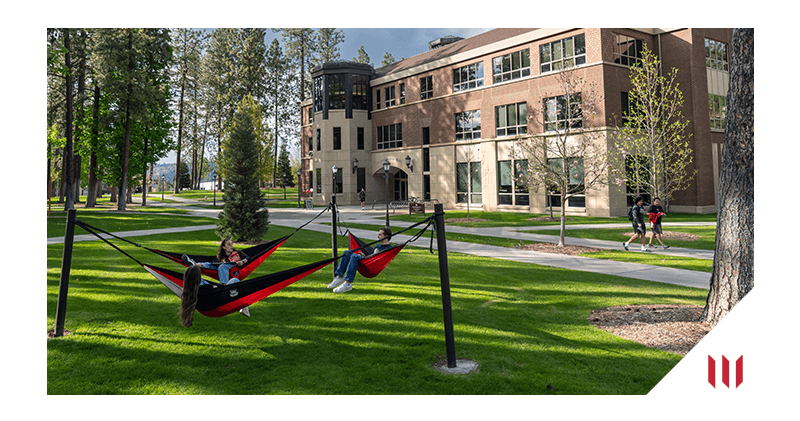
[270,208,713,289]
[48,195,712,289]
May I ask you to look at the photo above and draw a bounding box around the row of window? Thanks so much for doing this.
[376,33,590,111]
[456,158,585,207]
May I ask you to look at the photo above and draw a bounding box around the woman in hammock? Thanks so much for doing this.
[328,227,393,293]
[179,265,250,326]
[182,238,250,285]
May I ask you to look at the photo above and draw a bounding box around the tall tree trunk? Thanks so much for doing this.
[174,70,186,194]
[702,28,754,327]
[64,30,74,210]
[118,31,134,211]
[141,139,149,206]
[86,84,100,208]
[217,101,223,191]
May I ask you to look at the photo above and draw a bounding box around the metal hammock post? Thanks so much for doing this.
[433,203,457,368]
[54,207,76,337]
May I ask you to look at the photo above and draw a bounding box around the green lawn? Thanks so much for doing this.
[529,226,718,250]
[48,216,708,395]
[391,210,717,227]
[47,212,215,238]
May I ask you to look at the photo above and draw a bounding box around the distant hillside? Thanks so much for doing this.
[152,162,217,183]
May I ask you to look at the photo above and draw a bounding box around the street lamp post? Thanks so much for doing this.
[331,165,338,275]
[383,159,391,227]
[161,175,164,201]
[296,168,302,208]
[212,172,216,207]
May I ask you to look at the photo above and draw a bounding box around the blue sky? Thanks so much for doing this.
[200,28,493,65]
[158,28,492,164]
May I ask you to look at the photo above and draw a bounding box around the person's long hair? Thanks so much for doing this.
[179,265,202,328]
[216,238,233,262]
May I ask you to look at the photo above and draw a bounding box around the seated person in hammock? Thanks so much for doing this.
[179,265,249,327]
[328,226,393,294]
[182,238,250,285]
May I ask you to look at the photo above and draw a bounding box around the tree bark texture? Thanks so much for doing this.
[702,28,754,327]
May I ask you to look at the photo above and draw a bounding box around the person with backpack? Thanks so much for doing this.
[647,197,670,249]
[623,196,651,252]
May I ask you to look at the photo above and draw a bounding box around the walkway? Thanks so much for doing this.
[47,195,713,289]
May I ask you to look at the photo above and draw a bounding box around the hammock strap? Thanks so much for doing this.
[74,220,145,266]
[75,205,331,270]
[349,215,435,253]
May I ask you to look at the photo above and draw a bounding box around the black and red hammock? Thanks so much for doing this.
[74,219,338,317]
[143,258,337,317]
[151,236,288,282]
[73,210,434,318]
[339,210,436,278]
[347,233,407,278]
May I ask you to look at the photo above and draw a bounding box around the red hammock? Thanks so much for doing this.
[144,256,337,317]
[348,232,406,278]
[148,235,289,282]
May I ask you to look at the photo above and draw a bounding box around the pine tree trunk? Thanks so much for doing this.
[86,84,100,208]
[174,72,186,194]
[118,31,134,211]
[63,30,74,210]
[702,28,754,327]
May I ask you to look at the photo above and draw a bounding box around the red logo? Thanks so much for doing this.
[708,355,743,388]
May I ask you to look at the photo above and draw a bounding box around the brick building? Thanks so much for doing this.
[299,28,732,216]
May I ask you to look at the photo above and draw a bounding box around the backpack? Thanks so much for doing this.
[627,205,635,221]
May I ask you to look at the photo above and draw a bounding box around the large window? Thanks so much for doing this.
[495,102,528,137]
[375,89,381,110]
[543,93,582,131]
[316,168,322,194]
[455,110,481,141]
[540,34,586,73]
[333,127,341,150]
[492,49,531,83]
[613,34,644,67]
[456,161,482,204]
[620,91,642,127]
[334,169,343,194]
[709,94,727,130]
[377,123,402,150]
[328,74,345,109]
[313,76,324,112]
[547,157,585,208]
[357,127,364,150]
[705,38,729,71]
[385,86,395,108]
[452,62,484,92]
[399,83,406,105]
[352,74,369,110]
[316,129,321,151]
[420,76,433,100]
[497,159,529,206]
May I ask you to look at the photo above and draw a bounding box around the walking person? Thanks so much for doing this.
[359,188,366,210]
[647,197,670,249]
[623,196,651,252]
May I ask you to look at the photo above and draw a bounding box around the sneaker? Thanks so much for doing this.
[334,282,353,293]
[328,276,345,289]
[641,247,651,252]
[663,245,670,249]
[181,254,197,266]
[239,306,250,317]
[623,242,629,251]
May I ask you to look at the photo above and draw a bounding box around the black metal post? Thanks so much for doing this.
[54,207,77,337]
[433,203,457,368]
[384,172,390,227]
[331,195,337,276]
[213,173,216,207]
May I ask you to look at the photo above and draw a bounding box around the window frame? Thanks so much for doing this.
[455,109,482,141]
[420,75,433,100]
[705,38,729,71]
[492,49,531,83]
[613,34,644,67]
[456,161,482,204]
[540,33,586,73]
[452,62,484,92]
[377,123,403,150]
[495,102,528,137]
[543,93,582,132]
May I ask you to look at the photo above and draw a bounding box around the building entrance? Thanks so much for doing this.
[394,170,408,201]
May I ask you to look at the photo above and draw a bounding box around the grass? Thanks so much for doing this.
[47,212,215,238]
[581,250,714,272]
[529,226,718,250]
[47,215,709,395]
[391,210,717,227]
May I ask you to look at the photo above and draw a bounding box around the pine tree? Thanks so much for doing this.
[275,143,294,188]
[216,100,269,242]
[353,46,371,65]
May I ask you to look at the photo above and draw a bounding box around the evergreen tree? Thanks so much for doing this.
[216,99,269,242]
[381,52,396,66]
[179,160,191,189]
[275,143,294,188]
[353,46,371,65]
[315,28,345,66]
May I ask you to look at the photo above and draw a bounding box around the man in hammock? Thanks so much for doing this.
[328,227,393,293]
